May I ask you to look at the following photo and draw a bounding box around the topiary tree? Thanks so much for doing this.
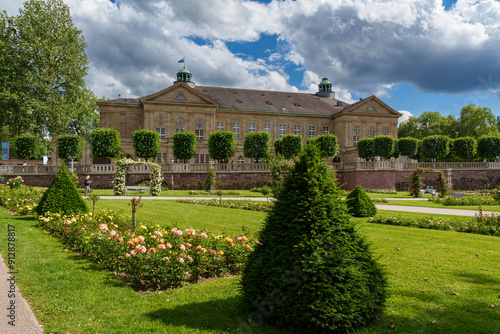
[452,137,476,161]
[132,129,159,160]
[88,128,121,159]
[315,133,339,158]
[372,135,394,160]
[477,136,500,161]
[208,130,235,162]
[243,131,271,162]
[421,135,450,160]
[56,134,85,161]
[14,134,42,160]
[35,162,88,215]
[172,131,196,161]
[397,137,418,157]
[241,144,387,333]
[357,137,374,159]
[345,186,377,217]
[273,138,283,156]
[280,134,302,159]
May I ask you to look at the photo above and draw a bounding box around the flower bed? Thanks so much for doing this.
[36,210,254,290]
[364,188,397,194]
[177,199,273,212]
[187,190,240,196]
[429,194,497,206]
[369,214,500,237]
[0,185,43,215]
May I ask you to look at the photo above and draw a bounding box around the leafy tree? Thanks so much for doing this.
[0,0,89,136]
[243,131,270,162]
[477,136,500,161]
[132,129,160,160]
[456,104,499,138]
[451,137,477,161]
[13,134,42,160]
[67,89,104,136]
[397,137,418,157]
[280,134,302,159]
[35,162,88,215]
[421,135,450,160]
[241,144,387,332]
[56,134,84,160]
[398,112,457,139]
[208,130,235,162]
[273,138,283,156]
[315,133,339,158]
[88,128,121,160]
[357,137,374,159]
[172,131,196,161]
[346,186,377,217]
[372,135,394,159]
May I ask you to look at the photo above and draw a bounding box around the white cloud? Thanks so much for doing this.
[398,110,414,123]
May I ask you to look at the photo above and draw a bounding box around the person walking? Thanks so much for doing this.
[84,175,91,197]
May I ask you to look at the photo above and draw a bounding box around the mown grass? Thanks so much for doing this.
[1,206,499,334]
[386,200,500,212]
[83,188,266,197]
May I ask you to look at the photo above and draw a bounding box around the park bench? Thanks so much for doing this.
[125,186,150,196]
[452,192,465,199]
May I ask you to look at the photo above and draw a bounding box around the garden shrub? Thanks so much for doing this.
[346,186,377,217]
[241,144,387,333]
[280,134,302,159]
[14,134,42,160]
[243,131,271,161]
[421,135,450,160]
[88,128,121,159]
[373,135,394,159]
[204,167,216,191]
[398,137,418,157]
[273,138,283,156]
[132,129,160,160]
[477,136,500,161]
[315,133,339,158]
[35,162,88,216]
[56,134,85,161]
[172,131,197,160]
[452,137,477,161]
[208,131,236,161]
[357,137,374,159]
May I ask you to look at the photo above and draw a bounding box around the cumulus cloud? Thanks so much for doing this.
[398,110,414,123]
[5,0,500,103]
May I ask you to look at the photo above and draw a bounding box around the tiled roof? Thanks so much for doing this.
[194,86,348,116]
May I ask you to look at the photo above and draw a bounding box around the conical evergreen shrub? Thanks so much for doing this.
[346,186,377,217]
[36,163,88,216]
[241,145,387,333]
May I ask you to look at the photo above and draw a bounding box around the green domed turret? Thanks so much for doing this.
[174,67,195,87]
[316,77,335,98]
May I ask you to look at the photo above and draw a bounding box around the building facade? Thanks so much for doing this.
[97,68,401,163]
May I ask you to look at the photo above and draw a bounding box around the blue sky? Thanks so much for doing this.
[4,0,500,122]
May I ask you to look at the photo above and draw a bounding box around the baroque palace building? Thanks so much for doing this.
[97,68,401,164]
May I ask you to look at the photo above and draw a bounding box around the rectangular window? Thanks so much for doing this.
[279,124,286,138]
[353,136,360,146]
[162,153,167,163]
[173,158,189,164]
[175,129,184,133]
[264,124,271,134]
[155,127,165,138]
[156,153,161,162]
[294,125,301,135]
[233,122,240,139]
[323,126,330,134]
[249,123,256,132]
[309,126,316,138]
[195,129,204,139]
[217,122,224,131]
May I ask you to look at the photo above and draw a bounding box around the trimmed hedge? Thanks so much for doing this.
[421,135,450,160]
[208,130,236,161]
[357,137,374,159]
[35,162,88,215]
[243,131,271,160]
[14,134,42,160]
[373,135,394,159]
[241,144,387,333]
[274,138,283,156]
[56,134,85,161]
[280,134,302,159]
[172,131,197,160]
[452,137,476,161]
[315,133,339,158]
[88,128,121,159]
[132,129,160,160]
[346,186,377,217]
[397,137,418,157]
[477,136,500,161]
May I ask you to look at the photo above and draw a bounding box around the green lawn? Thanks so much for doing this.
[386,200,500,212]
[1,207,499,333]
[82,188,267,198]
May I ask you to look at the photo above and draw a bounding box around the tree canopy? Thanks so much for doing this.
[0,0,95,137]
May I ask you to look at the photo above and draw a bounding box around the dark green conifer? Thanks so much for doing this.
[241,145,387,333]
[36,162,88,215]
[346,186,377,217]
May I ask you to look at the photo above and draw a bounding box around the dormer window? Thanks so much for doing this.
[235,100,244,104]
[368,105,375,111]
[266,101,274,106]
[175,94,186,100]
[294,103,304,108]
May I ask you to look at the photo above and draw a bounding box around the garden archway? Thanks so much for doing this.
[409,168,449,198]
[113,158,162,196]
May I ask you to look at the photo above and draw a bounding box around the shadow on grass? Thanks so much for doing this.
[146,296,281,333]
[453,270,500,286]
[66,253,129,288]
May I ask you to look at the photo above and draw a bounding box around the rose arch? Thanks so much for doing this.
[409,168,449,198]
[113,158,162,196]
